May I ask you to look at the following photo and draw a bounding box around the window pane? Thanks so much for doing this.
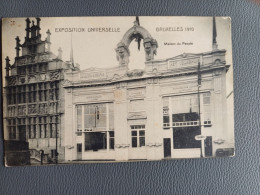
[163,116,169,123]
[131,131,137,136]
[109,138,114,149]
[139,130,145,136]
[132,137,137,147]
[140,137,145,147]
[109,131,114,137]
[109,103,114,130]
[85,132,107,151]
[77,106,82,130]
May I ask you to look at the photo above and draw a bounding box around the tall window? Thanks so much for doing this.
[77,103,115,151]
[109,131,115,149]
[131,125,145,148]
[8,119,16,140]
[203,92,211,126]
[163,97,170,128]
[165,93,211,149]
[8,87,16,105]
[28,84,37,103]
[17,85,26,104]
[39,63,48,72]
[50,116,58,138]
[76,106,82,132]
[84,104,107,130]
[39,116,47,138]
[28,117,37,139]
[39,83,48,102]
[49,81,59,101]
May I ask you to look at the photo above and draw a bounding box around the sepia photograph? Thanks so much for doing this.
[2,16,235,166]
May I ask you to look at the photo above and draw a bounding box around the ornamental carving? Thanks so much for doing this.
[8,106,16,117]
[8,77,16,85]
[126,69,144,77]
[115,42,130,66]
[115,20,158,67]
[50,71,60,80]
[128,111,147,120]
[143,37,158,61]
[28,104,37,114]
[18,105,26,115]
[146,143,162,147]
[39,103,48,114]
[39,73,47,81]
[38,55,48,62]
[49,102,57,114]
[147,78,159,84]
[19,77,26,84]
[115,144,130,148]
[28,75,36,83]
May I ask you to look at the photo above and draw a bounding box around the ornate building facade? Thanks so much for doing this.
[3,18,77,165]
[63,18,234,162]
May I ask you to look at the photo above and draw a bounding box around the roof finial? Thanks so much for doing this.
[213,17,218,51]
[70,33,74,66]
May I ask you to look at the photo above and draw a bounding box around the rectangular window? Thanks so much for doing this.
[203,92,211,126]
[109,131,115,149]
[77,144,82,152]
[77,105,82,131]
[8,119,16,140]
[131,125,145,148]
[173,127,201,149]
[109,104,114,130]
[85,132,107,151]
[84,104,107,130]
[28,117,37,139]
[49,116,58,138]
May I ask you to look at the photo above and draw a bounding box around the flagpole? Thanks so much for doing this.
[197,62,202,157]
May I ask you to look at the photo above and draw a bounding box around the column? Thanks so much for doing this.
[114,83,129,161]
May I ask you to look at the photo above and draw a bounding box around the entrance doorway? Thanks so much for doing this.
[163,138,171,158]
[77,143,82,160]
[204,136,212,157]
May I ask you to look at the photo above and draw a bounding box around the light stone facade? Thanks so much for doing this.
[63,19,234,161]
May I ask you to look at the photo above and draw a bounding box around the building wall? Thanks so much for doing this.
[3,18,74,164]
[63,50,233,161]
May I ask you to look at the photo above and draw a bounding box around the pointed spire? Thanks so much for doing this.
[25,18,31,39]
[5,56,10,76]
[46,29,51,51]
[36,17,41,36]
[58,47,63,60]
[70,33,74,66]
[213,17,218,51]
[15,36,21,57]
[46,29,51,42]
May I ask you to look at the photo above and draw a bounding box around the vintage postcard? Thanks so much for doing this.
[2,16,234,166]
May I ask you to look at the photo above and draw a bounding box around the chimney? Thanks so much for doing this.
[15,36,21,57]
[58,47,62,60]
[25,18,31,39]
[5,56,10,76]
[36,17,41,36]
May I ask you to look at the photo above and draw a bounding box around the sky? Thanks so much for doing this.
[2,16,233,93]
